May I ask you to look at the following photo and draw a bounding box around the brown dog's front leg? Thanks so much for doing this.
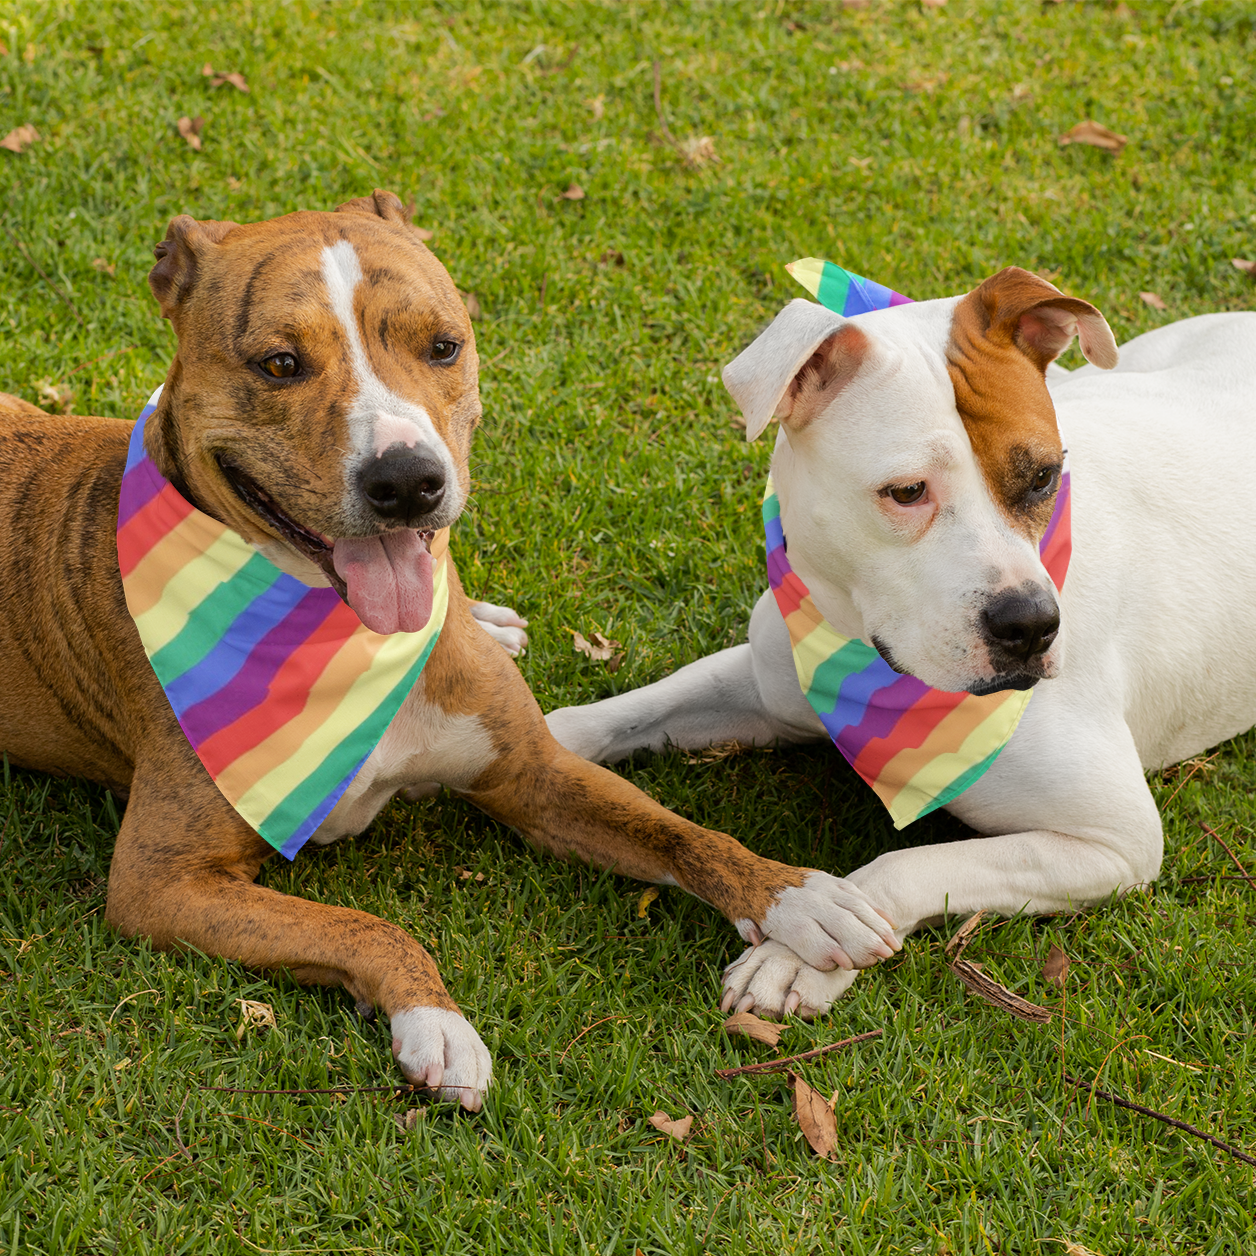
[105,757,491,1109]
[464,736,900,975]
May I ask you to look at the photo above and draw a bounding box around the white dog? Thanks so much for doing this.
[547,266,1256,1019]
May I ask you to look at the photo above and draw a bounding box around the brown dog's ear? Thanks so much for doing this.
[968,266,1118,371]
[723,299,870,441]
[148,215,239,320]
[334,189,410,224]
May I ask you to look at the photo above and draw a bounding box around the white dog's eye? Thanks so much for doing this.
[887,482,926,505]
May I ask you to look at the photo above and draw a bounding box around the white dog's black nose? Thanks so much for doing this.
[982,588,1060,662]
[359,446,446,523]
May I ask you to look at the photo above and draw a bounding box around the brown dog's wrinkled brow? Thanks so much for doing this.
[946,269,1073,541]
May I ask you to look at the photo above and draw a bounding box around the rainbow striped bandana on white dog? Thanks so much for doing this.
[768,260,1072,828]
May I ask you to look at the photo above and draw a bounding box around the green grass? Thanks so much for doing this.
[2,1,1255,1252]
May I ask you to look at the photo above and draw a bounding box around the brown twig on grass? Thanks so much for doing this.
[0,218,85,327]
[201,1081,482,1101]
[1199,822,1256,892]
[714,1029,883,1079]
[223,1112,321,1151]
[944,911,1053,1024]
[68,345,133,376]
[652,60,678,149]
[1062,1072,1256,1168]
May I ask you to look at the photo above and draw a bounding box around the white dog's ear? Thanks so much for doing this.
[969,267,1119,371]
[723,299,870,441]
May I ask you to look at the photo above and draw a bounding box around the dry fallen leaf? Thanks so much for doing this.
[1057,120,1128,154]
[679,136,716,168]
[1231,258,1256,276]
[560,182,585,200]
[177,115,204,151]
[394,1109,419,1132]
[1054,1243,1106,1256]
[1,124,40,154]
[573,630,624,672]
[843,0,870,8]
[1140,291,1167,310]
[1043,943,1070,989]
[236,998,276,1041]
[789,1071,838,1160]
[637,886,659,918]
[36,379,74,414]
[723,1011,784,1046]
[647,1110,693,1141]
[414,226,434,241]
[598,249,625,268]
[461,291,481,320]
[921,0,946,7]
[203,64,250,92]
[92,257,116,277]
[945,911,1052,1023]
[586,94,606,120]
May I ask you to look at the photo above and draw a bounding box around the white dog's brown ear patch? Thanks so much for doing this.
[149,215,240,320]
[723,298,869,442]
[967,267,1118,372]
[947,267,1117,541]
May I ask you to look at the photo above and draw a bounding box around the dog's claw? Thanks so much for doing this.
[722,939,861,1020]
[390,1006,491,1112]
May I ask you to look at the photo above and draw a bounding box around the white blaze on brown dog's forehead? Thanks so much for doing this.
[320,240,452,468]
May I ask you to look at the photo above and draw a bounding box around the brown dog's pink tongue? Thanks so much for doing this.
[332,532,433,635]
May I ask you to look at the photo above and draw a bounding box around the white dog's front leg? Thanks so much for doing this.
[547,589,823,762]
[723,706,1164,1018]
[850,707,1164,938]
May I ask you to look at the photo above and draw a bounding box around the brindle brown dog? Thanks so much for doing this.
[0,191,899,1109]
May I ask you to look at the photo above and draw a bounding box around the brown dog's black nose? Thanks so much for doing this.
[982,589,1060,662]
[359,446,446,523]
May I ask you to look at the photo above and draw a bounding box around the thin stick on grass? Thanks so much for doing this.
[0,219,85,327]
[201,1082,481,1101]
[652,60,679,151]
[1199,822,1256,892]
[714,1029,882,1079]
[223,1112,321,1151]
[1062,1072,1256,1168]
[558,1013,627,1063]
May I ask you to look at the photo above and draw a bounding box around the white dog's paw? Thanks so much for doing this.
[390,1007,492,1112]
[756,870,901,972]
[720,940,860,1019]
[470,601,528,656]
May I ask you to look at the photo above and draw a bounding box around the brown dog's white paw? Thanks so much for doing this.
[720,939,861,1020]
[755,870,900,972]
[390,1007,492,1112]
[470,601,529,656]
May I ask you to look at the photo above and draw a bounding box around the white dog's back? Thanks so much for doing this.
[1051,312,1256,767]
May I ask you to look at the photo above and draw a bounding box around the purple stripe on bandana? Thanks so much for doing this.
[177,591,344,744]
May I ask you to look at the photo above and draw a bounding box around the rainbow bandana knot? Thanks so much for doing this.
[117,386,449,858]
[768,260,1072,828]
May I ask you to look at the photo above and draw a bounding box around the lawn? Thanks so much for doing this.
[1,1,1254,1252]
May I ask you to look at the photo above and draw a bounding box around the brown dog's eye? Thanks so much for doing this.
[260,352,299,379]
[430,339,459,363]
[1032,467,1056,491]
[888,482,926,505]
